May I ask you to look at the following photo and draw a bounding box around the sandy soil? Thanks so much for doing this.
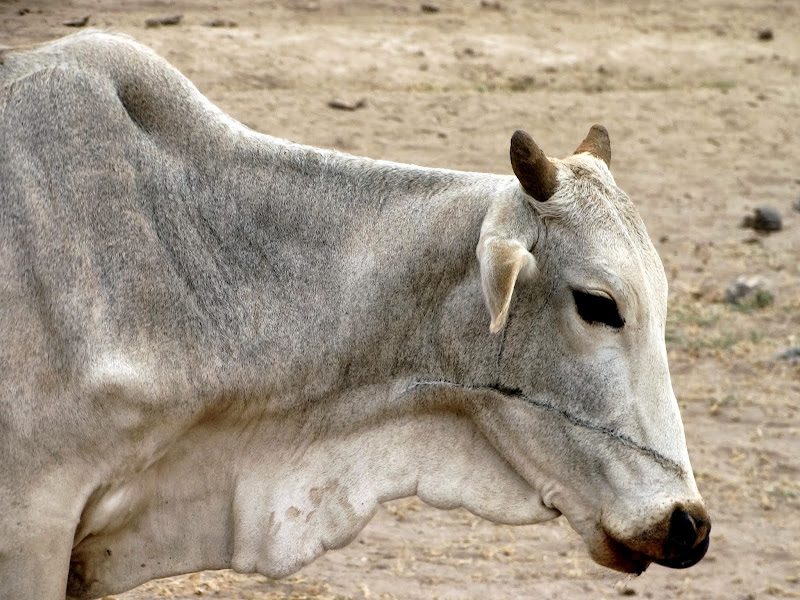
[2,1,799,598]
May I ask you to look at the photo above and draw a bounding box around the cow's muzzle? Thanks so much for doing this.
[597,504,711,574]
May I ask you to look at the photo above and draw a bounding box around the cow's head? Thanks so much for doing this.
[472,125,709,573]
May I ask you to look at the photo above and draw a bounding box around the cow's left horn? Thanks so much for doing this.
[510,130,558,202]
[574,124,611,167]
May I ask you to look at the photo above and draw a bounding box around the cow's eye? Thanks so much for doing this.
[572,290,624,329]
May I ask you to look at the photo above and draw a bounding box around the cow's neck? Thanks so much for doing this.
[173,137,511,403]
[178,142,548,571]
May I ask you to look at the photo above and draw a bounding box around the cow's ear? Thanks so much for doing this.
[477,236,536,333]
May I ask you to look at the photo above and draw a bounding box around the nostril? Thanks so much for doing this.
[669,509,700,552]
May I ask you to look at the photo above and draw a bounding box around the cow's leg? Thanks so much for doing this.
[0,482,81,600]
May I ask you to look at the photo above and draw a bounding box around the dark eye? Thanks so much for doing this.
[572,290,625,329]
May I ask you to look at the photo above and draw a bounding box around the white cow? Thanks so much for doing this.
[0,31,709,599]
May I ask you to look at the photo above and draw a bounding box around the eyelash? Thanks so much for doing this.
[572,290,625,329]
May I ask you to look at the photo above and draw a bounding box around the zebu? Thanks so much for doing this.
[0,31,709,599]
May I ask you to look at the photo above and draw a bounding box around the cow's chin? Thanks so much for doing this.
[586,528,710,574]
[587,530,654,574]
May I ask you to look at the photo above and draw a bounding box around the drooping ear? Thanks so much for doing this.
[477,236,536,333]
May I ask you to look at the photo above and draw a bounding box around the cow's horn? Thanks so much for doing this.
[574,124,611,167]
[510,130,558,202]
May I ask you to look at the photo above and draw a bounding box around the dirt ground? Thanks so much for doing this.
[2,1,799,598]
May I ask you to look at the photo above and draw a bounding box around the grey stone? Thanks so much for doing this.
[741,206,781,232]
[775,345,800,364]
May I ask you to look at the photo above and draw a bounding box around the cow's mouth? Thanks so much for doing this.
[595,533,653,574]
[597,527,710,574]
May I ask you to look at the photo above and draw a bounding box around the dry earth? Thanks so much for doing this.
[2,1,799,599]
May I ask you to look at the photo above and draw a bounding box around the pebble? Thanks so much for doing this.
[145,14,183,28]
[327,98,367,111]
[741,206,781,233]
[480,0,503,9]
[421,2,440,13]
[203,18,238,28]
[63,15,90,27]
[757,28,774,41]
[774,345,800,364]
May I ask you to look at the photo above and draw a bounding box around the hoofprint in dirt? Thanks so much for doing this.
[2,1,798,599]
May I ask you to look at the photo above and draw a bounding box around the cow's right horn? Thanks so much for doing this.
[510,130,558,202]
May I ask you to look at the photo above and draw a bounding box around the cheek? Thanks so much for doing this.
[559,310,589,354]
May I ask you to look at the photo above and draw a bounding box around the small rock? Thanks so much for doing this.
[792,200,800,213]
[420,2,440,13]
[18,7,30,16]
[724,275,773,308]
[774,345,800,364]
[145,14,183,28]
[756,28,774,41]
[480,0,503,10]
[741,206,781,233]
[63,15,90,27]
[203,18,238,28]
[327,98,367,111]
